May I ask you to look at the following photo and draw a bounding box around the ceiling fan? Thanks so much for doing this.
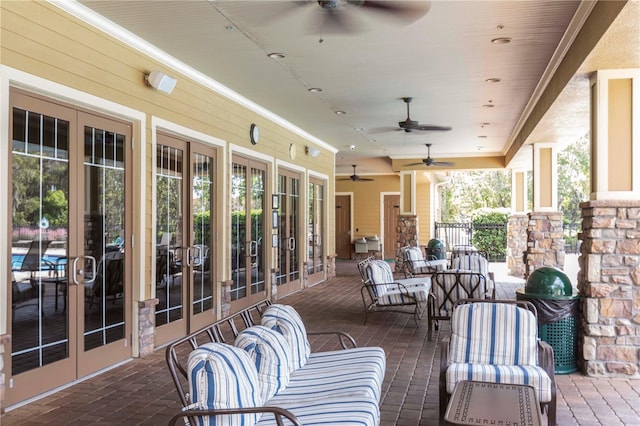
[405,144,454,167]
[338,165,375,181]
[396,97,452,133]
[288,1,432,34]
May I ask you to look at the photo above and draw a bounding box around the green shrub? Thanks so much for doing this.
[471,208,509,261]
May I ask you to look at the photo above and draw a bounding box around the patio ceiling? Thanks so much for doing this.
[76,0,639,176]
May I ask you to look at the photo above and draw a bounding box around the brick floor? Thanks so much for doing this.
[1,260,639,425]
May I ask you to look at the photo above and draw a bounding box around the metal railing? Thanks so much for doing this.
[434,222,507,262]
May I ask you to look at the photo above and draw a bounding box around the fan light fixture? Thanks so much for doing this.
[145,71,177,94]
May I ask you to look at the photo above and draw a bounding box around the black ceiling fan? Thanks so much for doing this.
[405,144,454,167]
[337,165,375,181]
[288,1,432,34]
[396,97,452,133]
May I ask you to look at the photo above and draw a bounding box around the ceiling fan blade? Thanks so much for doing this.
[404,162,428,167]
[430,161,455,167]
[368,126,404,134]
[360,1,431,19]
[415,125,452,131]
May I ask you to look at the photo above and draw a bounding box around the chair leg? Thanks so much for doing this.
[547,399,557,426]
[439,391,449,426]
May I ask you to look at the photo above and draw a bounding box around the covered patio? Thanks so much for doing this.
[2,259,639,425]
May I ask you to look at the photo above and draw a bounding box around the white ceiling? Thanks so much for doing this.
[76,0,638,175]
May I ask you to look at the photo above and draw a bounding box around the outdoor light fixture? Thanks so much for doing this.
[145,70,177,94]
[306,146,321,158]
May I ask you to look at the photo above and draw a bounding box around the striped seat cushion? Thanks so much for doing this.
[187,342,263,426]
[271,347,386,403]
[378,282,430,305]
[446,363,553,403]
[404,246,429,272]
[255,395,380,426]
[235,325,292,401]
[261,304,311,372]
[452,254,489,277]
[446,302,552,403]
[363,260,394,295]
[449,303,538,366]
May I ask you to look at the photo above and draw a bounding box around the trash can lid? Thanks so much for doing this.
[427,238,444,249]
[525,266,575,299]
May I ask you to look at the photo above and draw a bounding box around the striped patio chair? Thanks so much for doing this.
[439,299,557,426]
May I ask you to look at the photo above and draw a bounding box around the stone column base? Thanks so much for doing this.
[137,298,159,357]
[0,334,11,413]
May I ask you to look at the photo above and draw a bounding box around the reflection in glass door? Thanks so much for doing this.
[230,157,267,310]
[80,116,130,377]
[154,134,216,344]
[155,140,186,344]
[7,92,132,405]
[307,177,325,285]
[190,148,215,330]
[275,170,301,297]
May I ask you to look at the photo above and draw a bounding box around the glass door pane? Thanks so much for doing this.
[155,144,184,331]
[276,171,300,297]
[230,157,267,310]
[10,107,71,375]
[231,163,248,301]
[307,179,325,285]
[249,166,265,296]
[190,149,215,328]
[82,125,126,352]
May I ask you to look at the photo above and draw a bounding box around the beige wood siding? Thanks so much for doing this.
[1,1,335,304]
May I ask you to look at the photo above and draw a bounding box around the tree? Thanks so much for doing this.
[440,170,511,221]
[557,134,589,224]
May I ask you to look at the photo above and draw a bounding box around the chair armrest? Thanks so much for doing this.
[440,336,450,382]
[169,406,302,426]
[440,335,451,422]
[307,330,357,349]
[537,339,556,380]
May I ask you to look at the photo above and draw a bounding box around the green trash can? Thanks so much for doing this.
[426,238,445,260]
[516,266,580,374]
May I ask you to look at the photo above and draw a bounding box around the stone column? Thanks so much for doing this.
[507,214,528,278]
[396,214,418,272]
[577,69,640,377]
[525,212,565,277]
[525,144,564,277]
[326,254,336,279]
[508,170,529,277]
[221,279,233,318]
[137,298,158,357]
[579,200,640,378]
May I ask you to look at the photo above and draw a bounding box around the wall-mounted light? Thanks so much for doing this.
[306,146,321,158]
[145,70,177,94]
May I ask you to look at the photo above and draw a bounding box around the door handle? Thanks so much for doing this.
[288,237,296,251]
[187,246,204,267]
[73,255,97,285]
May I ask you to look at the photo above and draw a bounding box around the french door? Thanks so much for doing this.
[230,156,267,310]
[6,91,132,405]
[275,169,301,298]
[335,195,352,260]
[307,177,326,285]
[154,133,217,346]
